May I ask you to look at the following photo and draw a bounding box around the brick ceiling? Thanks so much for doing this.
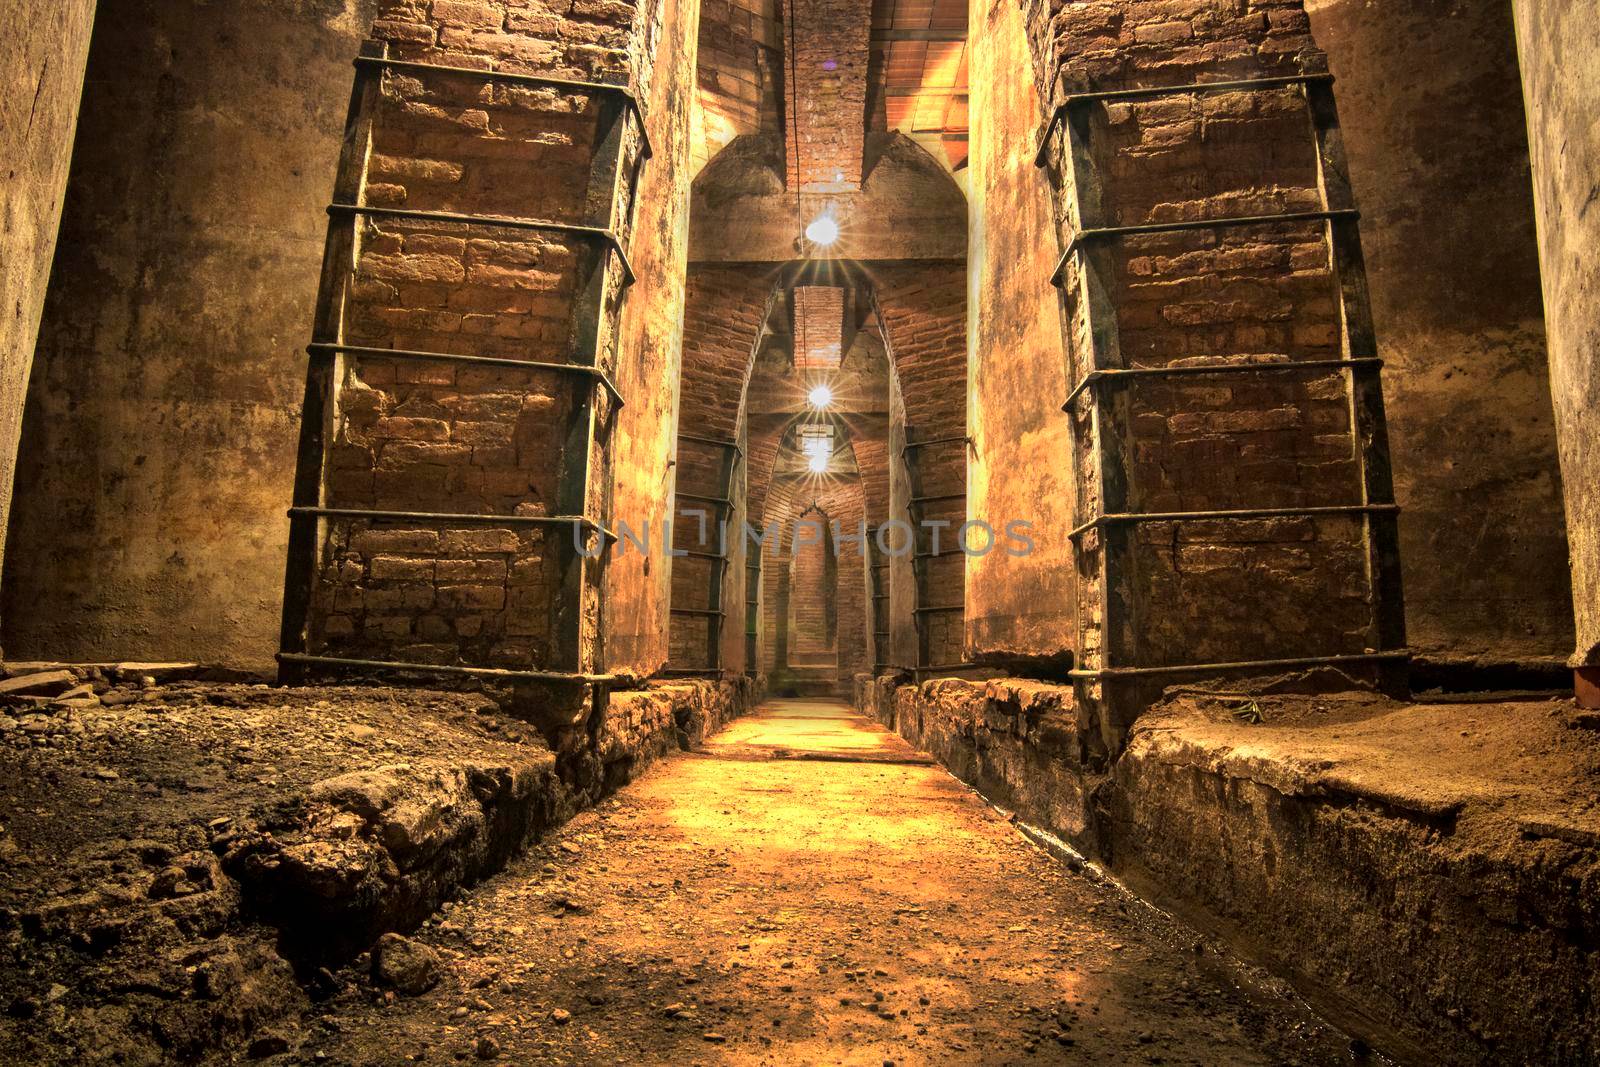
[792,286,845,371]
[783,0,870,189]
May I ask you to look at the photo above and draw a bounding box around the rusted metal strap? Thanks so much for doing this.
[679,433,743,456]
[307,342,625,409]
[277,652,616,684]
[1062,357,1383,410]
[677,548,729,562]
[670,607,725,617]
[912,604,963,615]
[901,435,969,457]
[288,506,617,545]
[1068,503,1400,542]
[1070,649,1409,680]
[1051,209,1359,286]
[326,203,636,286]
[677,492,732,509]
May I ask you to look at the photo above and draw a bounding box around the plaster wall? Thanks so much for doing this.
[963,0,1076,670]
[1307,0,1574,672]
[3,0,378,671]
[1513,1,1600,669]
[0,0,96,622]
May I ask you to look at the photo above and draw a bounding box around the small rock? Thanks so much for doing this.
[148,866,189,899]
[247,1032,292,1058]
[371,933,442,997]
[550,1007,572,1025]
[702,1032,726,1044]
[0,670,76,697]
[475,1036,501,1060]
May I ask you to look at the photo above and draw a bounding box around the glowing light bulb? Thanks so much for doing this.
[808,452,829,473]
[805,214,839,246]
[808,384,833,409]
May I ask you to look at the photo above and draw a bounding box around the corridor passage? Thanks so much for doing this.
[309,701,1359,1064]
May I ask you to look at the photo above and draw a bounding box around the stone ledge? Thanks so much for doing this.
[855,672,1105,846]
[860,676,1600,1063]
[1111,692,1600,1065]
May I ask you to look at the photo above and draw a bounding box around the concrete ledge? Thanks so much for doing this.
[861,677,1600,1063]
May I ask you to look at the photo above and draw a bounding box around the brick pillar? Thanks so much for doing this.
[669,266,774,675]
[280,1,656,688]
[874,264,969,671]
[1025,0,1407,748]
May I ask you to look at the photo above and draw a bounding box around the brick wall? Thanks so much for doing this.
[667,266,774,671]
[681,266,775,438]
[874,263,968,668]
[789,511,835,657]
[782,0,869,187]
[756,468,868,683]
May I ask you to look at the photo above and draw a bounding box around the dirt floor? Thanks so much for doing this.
[305,699,1368,1065]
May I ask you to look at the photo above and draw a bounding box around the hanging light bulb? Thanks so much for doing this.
[808,384,833,409]
[805,212,839,246]
[799,423,833,473]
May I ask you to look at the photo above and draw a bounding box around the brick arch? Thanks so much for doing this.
[673,261,963,680]
[760,473,870,684]
[666,264,780,674]
[745,409,880,530]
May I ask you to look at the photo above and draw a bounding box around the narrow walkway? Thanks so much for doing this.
[310,700,1358,1064]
